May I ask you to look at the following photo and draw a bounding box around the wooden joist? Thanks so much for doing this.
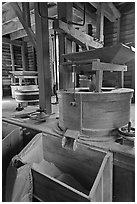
[2,37,22,46]
[90,2,120,22]
[54,20,103,49]
[10,2,36,48]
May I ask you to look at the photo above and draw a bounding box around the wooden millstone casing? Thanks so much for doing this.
[58,88,134,137]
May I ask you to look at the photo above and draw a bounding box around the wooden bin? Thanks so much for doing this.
[2,122,23,187]
[18,133,113,202]
[2,122,23,162]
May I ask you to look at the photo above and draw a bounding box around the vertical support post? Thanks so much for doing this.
[22,2,31,27]
[94,59,103,92]
[116,18,124,88]
[22,2,30,71]
[21,41,28,71]
[10,44,15,72]
[96,70,103,92]
[10,44,15,84]
[57,2,73,90]
[35,2,51,113]
[96,3,104,43]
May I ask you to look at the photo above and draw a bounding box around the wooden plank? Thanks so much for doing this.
[22,2,31,27]
[32,170,89,202]
[90,2,120,22]
[54,20,103,49]
[62,43,135,65]
[92,61,127,71]
[2,37,22,46]
[96,3,104,43]
[10,44,15,73]
[107,2,121,19]
[2,2,34,23]
[73,2,96,25]
[95,70,103,92]
[35,2,51,113]
[21,41,28,71]
[10,2,36,48]
[10,23,35,41]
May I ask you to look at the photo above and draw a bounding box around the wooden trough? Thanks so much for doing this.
[58,88,133,137]
[18,133,113,202]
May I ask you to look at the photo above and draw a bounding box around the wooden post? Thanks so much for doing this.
[10,2,36,48]
[96,70,103,92]
[10,44,15,84]
[116,18,124,88]
[10,44,15,72]
[57,3,74,90]
[34,2,51,113]
[96,3,104,43]
[22,2,31,27]
[21,41,28,71]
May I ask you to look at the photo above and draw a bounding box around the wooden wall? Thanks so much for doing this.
[27,42,37,71]
[14,45,23,71]
[104,3,135,101]
[2,42,12,77]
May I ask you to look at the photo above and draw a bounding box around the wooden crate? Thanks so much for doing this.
[18,133,113,202]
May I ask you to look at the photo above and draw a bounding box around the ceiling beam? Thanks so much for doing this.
[3,4,89,37]
[2,2,34,23]
[2,37,22,46]
[10,24,35,41]
[54,20,103,49]
[89,2,121,22]
[10,2,36,48]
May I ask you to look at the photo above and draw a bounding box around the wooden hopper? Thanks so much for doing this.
[62,43,135,65]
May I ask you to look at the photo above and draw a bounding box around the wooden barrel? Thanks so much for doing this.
[15,89,39,103]
[58,88,134,137]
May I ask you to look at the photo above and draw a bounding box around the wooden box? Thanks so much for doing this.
[2,122,23,187]
[18,133,113,202]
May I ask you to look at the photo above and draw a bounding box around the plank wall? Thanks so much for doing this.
[14,45,23,71]
[27,42,37,71]
[104,4,135,101]
[2,42,12,77]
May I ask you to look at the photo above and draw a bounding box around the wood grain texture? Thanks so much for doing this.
[19,133,112,202]
[59,88,133,136]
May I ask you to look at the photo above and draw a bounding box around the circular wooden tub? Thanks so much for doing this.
[15,89,39,103]
[58,88,134,137]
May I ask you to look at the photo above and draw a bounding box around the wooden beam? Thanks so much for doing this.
[2,37,22,46]
[96,3,104,43]
[57,3,66,89]
[107,2,121,19]
[90,2,121,22]
[34,2,51,113]
[73,2,96,25]
[92,61,127,72]
[2,2,34,23]
[22,2,31,27]
[21,41,28,71]
[10,44,15,73]
[10,24,35,41]
[10,2,36,48]
[54,20,103,49]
